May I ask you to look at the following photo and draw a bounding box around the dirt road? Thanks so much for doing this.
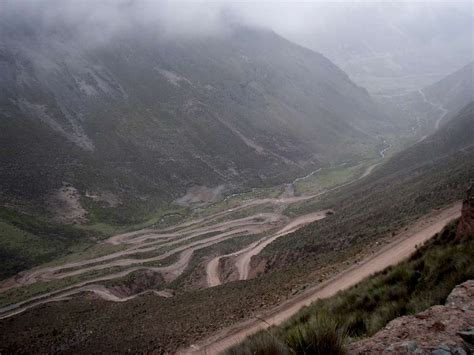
[418,89,448,130]
[0,207,330,319]
[235,210,331,280]
[360,162,380,178]
[206,210,331,286]
[180,202,462,354]
[0,155,409,321]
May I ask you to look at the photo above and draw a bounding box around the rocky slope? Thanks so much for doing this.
[0,13,387,221]
[0,10,391,277]
[349,280,474,354]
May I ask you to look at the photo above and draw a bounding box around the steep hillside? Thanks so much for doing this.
[228,211,474,354]
[0,18,386,228]
[423,61,474,114]
[259,102,474,271]
[378,62,473,138]
[376,100,474,174]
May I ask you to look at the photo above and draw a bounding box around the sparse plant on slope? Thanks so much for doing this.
[228,219,474,354]
[283,312,347,355]
[228,312,347,355]
[226,332,291,355]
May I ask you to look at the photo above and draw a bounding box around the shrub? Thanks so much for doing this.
[284,313,347,355]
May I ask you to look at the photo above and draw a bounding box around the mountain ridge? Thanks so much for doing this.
[0,21,387,224]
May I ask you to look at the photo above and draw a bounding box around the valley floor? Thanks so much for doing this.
[0,141,469,354]
[0,157,382,319]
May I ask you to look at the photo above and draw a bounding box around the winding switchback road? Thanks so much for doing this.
[0,155,388,320]
[181,202,462,354]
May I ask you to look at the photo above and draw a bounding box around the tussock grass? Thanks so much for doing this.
[283,313,347,355]
[228,313,346,355]
[226,333,291,355]
[228,220,473,354]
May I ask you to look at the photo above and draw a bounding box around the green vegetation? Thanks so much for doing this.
[209,204,277,225]
[0,186,189,281]
[0,207,96,280]
[0,265,128,308]
[229,313,347,355]
[81,198,189,234]
[227,333,292,355]
[278,149,472,261]
[228,220,474,354]
[36,243,127,269]
[190,186,283,221]
[293,162,369,196]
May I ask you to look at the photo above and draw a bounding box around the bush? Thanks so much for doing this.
[284,313,347,355]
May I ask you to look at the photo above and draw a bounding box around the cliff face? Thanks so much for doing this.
[457,185,474,238]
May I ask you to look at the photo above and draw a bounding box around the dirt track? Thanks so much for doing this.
[0,158,437,322]
[180,202,462,354]
[0,189,330,319]
[418,88,448,130]
[235,210,331,280]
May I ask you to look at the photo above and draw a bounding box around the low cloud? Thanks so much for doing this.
[1,1,472,54]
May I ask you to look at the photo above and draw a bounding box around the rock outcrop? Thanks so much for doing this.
[457,184,474,238]
[108,270,164,297]
[349,280,474,354]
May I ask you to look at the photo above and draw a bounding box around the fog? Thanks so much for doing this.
[1,0,472,93]
[2,1,471,39]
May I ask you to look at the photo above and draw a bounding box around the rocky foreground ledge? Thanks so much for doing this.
[348,280,473,354]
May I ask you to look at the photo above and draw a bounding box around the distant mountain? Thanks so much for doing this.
[378,101,474,174]
[286,2,473,95]
[0,19,387,224]
[423,61,474,115]
[377,62,474,139]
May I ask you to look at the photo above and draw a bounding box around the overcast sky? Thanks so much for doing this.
[2,0,472,91]
[2,0,472,38]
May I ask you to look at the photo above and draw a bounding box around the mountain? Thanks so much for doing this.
[377,62,474,139]
[423,61,474,115]
[0,19,387,226]
[285,2,473,95]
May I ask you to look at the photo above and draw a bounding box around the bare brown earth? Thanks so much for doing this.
[48,185,88,224]
[205,210,331,287]
[234,210,332,281]
[179,202,462,354]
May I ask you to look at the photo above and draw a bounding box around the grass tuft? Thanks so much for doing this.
[227,220,474,354]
